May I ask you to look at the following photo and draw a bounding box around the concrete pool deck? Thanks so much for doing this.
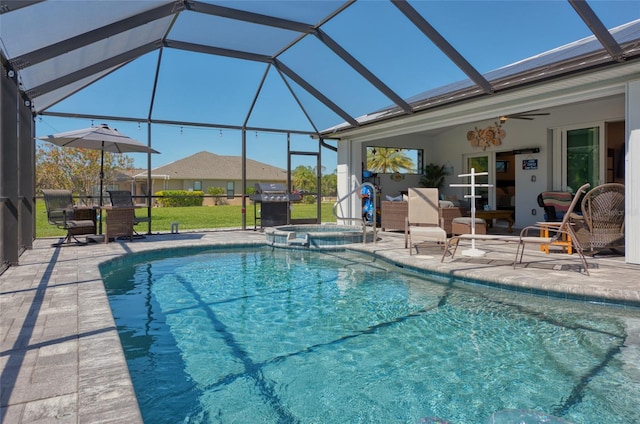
[2,228,639,423]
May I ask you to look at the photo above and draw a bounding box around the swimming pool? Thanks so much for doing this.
[101,247,640,423]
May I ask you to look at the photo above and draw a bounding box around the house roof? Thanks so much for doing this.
[113,168,146,182]
[135,151,286,181]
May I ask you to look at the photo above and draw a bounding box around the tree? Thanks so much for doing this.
[321,171,337,196]
[36,144,134,199]
[366,148,414,173]
[291,165,317,193]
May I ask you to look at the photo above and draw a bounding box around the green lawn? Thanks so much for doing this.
[36,200,337,238]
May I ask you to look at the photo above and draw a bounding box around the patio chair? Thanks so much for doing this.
[537,190,573,222]
[579,183,625,253]
[42,189,96,246]
[516,183,591,275]
[405,188,447,255]
[107,190,150,237]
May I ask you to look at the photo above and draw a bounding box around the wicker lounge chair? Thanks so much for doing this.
[405,188,447,255]
[42,189,96,246]
[107,190,150,237]
[579,183,625,253]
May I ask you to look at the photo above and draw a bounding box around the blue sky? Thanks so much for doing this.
[33,0,640,173]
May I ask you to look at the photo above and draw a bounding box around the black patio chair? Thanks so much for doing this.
[42,189,96,246]
[107,190,150,237]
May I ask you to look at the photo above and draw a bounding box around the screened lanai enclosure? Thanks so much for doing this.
[2,0,640,270]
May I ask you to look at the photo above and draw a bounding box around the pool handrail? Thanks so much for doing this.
[332,182,377,243]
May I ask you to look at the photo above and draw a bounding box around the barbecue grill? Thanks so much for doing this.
[250,183,301,229]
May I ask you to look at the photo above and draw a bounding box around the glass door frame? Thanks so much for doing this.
[288,135,322,225]
[462,152,496,209]
[552,121,605,191]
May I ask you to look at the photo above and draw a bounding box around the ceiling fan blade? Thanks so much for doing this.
[498,110,549,122]
[503,111,550,120]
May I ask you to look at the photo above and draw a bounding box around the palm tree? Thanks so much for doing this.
[366,148,415,173]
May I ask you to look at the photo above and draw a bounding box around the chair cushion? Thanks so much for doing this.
[539,191,573,221]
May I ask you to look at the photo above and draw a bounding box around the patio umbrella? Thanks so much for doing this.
[39,123,160,233]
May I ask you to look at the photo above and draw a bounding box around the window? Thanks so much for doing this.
[566,127,600,191]
[365,147,423,174]
[194,181,202,191]
[226,181,234,199]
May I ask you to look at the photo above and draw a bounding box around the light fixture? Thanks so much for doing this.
[512,148,540,154]
[7,70,15,78]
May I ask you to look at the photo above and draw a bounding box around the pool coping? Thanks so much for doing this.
[1,229,639,423]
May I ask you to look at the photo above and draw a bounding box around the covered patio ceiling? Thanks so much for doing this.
[2,0,639,138]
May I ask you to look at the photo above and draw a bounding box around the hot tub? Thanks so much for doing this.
[264,224,374,248]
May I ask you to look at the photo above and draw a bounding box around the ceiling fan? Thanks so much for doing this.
[499,110,550,123]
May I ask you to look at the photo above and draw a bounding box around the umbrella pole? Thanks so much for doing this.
[99,146,104,234]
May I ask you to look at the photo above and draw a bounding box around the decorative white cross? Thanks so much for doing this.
[450,167,493,257]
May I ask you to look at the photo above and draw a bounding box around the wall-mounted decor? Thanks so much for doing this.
[522,159,538,170]
[496,160,509,173]
[466,122,506,150]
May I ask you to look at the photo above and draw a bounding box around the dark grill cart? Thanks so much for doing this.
[249,183,301,229]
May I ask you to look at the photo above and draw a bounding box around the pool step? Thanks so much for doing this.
[287,232,309,247]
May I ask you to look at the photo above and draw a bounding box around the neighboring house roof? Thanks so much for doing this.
[134,151,286,181]
[112,168,146,183]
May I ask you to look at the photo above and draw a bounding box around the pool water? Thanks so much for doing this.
[101,247,640,424]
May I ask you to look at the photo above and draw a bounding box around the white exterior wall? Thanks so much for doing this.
[336,63,639,262]
[627,79,640,264]
[352,96,625,229]
[336,139,363,225]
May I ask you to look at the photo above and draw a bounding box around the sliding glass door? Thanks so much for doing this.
[464,153,493,210]
[566,126,600,191]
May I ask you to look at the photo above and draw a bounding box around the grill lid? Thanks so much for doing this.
[250,182,301,202]
[254,182,287,194]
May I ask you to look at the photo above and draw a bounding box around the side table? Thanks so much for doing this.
[537,222,572,254]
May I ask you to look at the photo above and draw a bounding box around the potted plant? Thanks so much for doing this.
[419,163,449,189]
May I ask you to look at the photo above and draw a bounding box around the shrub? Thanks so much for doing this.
[207,187,228,205]
[155,190,204,207]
